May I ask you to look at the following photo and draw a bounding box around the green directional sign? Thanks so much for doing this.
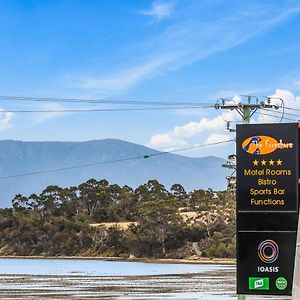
[249,277,269,290]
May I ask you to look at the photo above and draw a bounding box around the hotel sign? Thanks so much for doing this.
[236,123,299,295]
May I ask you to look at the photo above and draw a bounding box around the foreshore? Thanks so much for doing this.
[0,255,235,265]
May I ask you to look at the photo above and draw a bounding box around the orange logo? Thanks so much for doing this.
[242,136,293,155]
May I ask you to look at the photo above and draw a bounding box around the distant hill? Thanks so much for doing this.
[0,139,229,207]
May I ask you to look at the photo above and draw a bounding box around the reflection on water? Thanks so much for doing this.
[0,258,291,299]
[0,258,231,276]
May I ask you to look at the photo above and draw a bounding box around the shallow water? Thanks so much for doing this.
[0,258,290,299]
[0,258,230,276]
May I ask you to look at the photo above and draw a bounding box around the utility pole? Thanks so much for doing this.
[215,95,282,300]
[214,95,279,124]
[223,122,237,192]
[222,154,236,193]
[216,95,281,193]
[292,125,300,299]
[292,221,300,299]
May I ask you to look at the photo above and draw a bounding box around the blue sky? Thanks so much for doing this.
[0,0,300,157]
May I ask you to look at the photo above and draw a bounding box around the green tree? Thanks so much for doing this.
[136,198,183,256]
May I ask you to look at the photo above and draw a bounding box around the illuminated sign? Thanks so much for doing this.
[236,123,299,296]
[242,135,293,155]
[258,240,279,264]
[237,124,298,213]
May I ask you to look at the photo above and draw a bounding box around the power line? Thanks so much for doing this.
[270,105,300,116]
[262,108,300,119]
[0,139,234,181]
[260,111,298,122]
[2,95,300,112]
[0,95,213,107]
[284,106,300,113]
[260,112,296,122]
[0,106,213,114]
[220,111,298,126]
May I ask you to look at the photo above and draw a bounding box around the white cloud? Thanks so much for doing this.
[172,115,225,139]
[255,89,300,123]
[65,2,300,96]
[264,6,300,27]
[148,89,300,152]
[148,110,237,150]
[138,1,174,20]
[0,108,14,131]
[67,55,176,96]
[148,133,188,149]
[205,133,230,144]
[32,103,67,124]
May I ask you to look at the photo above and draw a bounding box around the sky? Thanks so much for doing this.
[1,0,300,158]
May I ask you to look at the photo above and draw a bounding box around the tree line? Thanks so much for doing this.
[0,179,236,258]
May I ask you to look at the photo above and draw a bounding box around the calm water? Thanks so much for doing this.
[0,258,290,299]
[0,258,230,276]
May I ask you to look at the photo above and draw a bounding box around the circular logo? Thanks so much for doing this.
[276,277,288,290]
[258,240,279,264]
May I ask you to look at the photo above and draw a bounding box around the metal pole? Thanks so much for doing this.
[291,122,300,299]
[239,105,268,299]
[237,108,251,300]
[292,226,300,298]
[243,107,251,124]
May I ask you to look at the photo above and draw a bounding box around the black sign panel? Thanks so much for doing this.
[237,231,296,295]
[236,123,299,213]
[236,123,299,296]
[237,212,298,231]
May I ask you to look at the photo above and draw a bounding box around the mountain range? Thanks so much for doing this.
[0,139,229,207]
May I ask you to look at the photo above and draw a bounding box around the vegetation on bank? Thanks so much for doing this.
[0,179,236,259]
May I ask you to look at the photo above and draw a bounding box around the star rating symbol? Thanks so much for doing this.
[251,159,282,166]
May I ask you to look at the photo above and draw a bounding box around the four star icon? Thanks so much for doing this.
[252,159,283,166]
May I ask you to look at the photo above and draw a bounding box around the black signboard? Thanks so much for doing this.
[237,231,296,295]
[237,123,299,213]
[236,123,299,296]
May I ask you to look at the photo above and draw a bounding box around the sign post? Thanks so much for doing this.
[292,217,300,299]
[236,123,299,297]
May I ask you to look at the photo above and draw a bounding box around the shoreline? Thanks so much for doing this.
[0,255,235,265]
